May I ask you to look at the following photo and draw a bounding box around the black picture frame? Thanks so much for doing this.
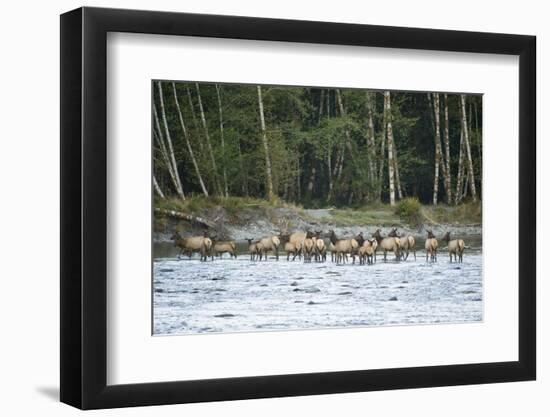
[60,6,536,410]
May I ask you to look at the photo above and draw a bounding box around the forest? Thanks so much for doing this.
[152,81,482,208]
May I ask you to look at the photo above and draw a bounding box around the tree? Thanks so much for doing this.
[156,82,185,199]
[442,94,452,203]
[195,83,221,195]
[153,174,165,199]
[432,93,442,205]
[152,81,483,207]
[366,91,377,185]
[385,91,396,206]
[460,94,477,202]
[215,84,229,197]
[257,85,275,201]
[171,82,209,197]
[455,127,466,204]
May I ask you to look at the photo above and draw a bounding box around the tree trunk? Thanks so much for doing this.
[318,89,325,123]
[366,92,377,184]
[171,82,209,197]
[153,174,165,199]
[455,128,465,204]
[195,83,221,195]
[432,93,442,205]
[326,90,333,195]
[296,154,301,201]
[336,89,362,176]
[460,94,477,202]
[236,133,248,196]
[154,208,215,228]
[257,86,275,201]
[215,84,229,197]
[385,91,396,206]
[186,86,203,151]
[156,82,185,199]
[378,92,387,201]
[307,164,316,196]
[393,140,403,199]
[443,94,452,203]
[152,111,177,189]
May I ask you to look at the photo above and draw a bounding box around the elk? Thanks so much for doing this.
[358,239,376,265]
[406,235,416,260]
[212,240,237,259]
[442,232,465,262]
[365,236,378,262]
[246,238,263,261]
[314,230,326,262]
[258,235,281,261]
[171,230,212,262]
[284,241,300,261]
[372,229,401,262]
[425,230,438,262]
[287,230,311,260]
[328,242,337,262]
[329,230,359,264]
[388,228,416,261]
[302,232,316,263]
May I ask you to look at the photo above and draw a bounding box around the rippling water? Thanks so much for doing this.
[153,239,483,335]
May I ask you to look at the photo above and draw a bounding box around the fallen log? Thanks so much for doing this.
[154,208,216,229]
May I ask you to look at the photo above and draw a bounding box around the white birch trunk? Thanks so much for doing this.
[455,128,465,205]
[385,91,396,206]
[156,82,185,199]
[186,86,203,151]
[366,92,377,183]
[307,164,316,195]
[378,92,387,201]
[152,110,176,187]
[257,86,275,201]
[195,83,221,195]
[215,84,229,197]
[153,174,165,199]
[171,82,209,197]
[443,94,452,204]
[336,89,362,176]
[236,133,248,196]
[326,91,333,193]
[432,93,441,205]
[460,94,477,202]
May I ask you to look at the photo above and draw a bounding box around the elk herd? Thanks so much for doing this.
[171,229,467,264]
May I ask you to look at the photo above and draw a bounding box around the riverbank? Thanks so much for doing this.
[154,196,481,242]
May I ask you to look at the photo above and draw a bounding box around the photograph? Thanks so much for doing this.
[152,81,483,335]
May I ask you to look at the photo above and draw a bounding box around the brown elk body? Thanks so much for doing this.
[171,231,212,262]
[212,241,237,259]
[258,235,281,261]
[388,228,416,261]
[302,237,315,263]
[246,238,263,261]
[358,239,375,265]
[284,242,300,261]
[313,230,326,262]
[329,230,359,264]
[425,230,438,262]
[372,229,401,262]
[328,242,337,262]
[442,232,465,262]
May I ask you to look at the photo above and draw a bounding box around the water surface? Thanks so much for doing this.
[153,236,482,335]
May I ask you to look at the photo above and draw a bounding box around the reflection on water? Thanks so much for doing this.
[153,235,483,335]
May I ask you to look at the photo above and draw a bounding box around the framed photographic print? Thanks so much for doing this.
[60,6,536,409]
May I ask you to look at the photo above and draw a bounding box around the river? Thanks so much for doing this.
[153,235,482,335]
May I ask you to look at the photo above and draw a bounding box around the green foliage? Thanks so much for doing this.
[153,81,482,207]
[395,197,422,226]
